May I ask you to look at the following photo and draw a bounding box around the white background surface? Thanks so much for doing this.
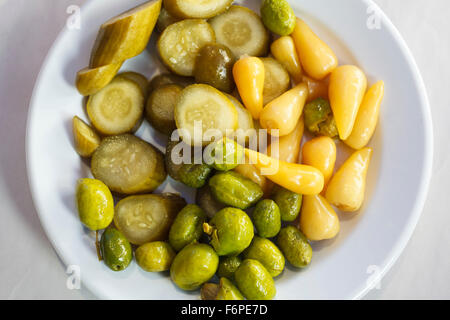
[0,0,448,300]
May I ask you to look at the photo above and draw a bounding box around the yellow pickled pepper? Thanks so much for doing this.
[267,117,304,164]
[345,81,385,150]
[329,65,367,140]
[259,83,308,137]
[233,56,265,120]
[326,147,373,212]
[302,136,336,186]
[270,36,303,83]
[245,148,324,195]
[300,195,340,241]
[291,18,338,80]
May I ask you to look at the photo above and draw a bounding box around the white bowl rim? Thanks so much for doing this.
[25,0,434,300]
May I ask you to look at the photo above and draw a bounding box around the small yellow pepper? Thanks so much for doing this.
[303,75,329,103]
[291,18,338,80]
[329,65,367,140]
[270,36,303,83]
[233,56,265,120]
[299,195,340,241]
[326,147,373,212]
[267,117,304,163]
[345,81,385,149]
[302,136,336,187]
[245,148,324,195]
[259,83,308,137]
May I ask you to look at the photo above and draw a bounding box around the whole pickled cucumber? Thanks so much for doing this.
[277,226,312,268]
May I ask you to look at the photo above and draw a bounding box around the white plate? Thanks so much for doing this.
[26,0,433,299]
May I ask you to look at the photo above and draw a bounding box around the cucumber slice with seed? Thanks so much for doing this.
[209,5,269,58]
[157,19,215,76]
[174,84,238,146]
[87,76,144,136]
[164,0,233,19]
[91,134,167,194]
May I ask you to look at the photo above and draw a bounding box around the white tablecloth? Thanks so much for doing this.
[0,0,448,299]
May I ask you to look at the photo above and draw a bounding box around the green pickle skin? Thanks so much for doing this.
[235,259,276,300]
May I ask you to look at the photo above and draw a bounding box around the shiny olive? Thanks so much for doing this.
[194,44,235,93]
[252,199,281,238]
[273,187,303,222]
[243,236,285,277]
[135,241,176,272]
[304,98,338,138]
[277,226,312,268]
[235,259,276,300]
[201,278,245,300]
[196,185,227,219]
[209,171,263,209]
[170,243,219,291]
[204,207,254,256]
[169,204,207,251]
[100,228,133,272]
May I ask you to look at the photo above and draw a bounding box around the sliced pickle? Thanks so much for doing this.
[261,57,291,105]
[72,116,101,157]
[148,73,194,93]
[157,19,216,76]
[146,84,183,135]
[114,193,186,245]
[119,71,149,97]
[87,76,144,136]
[225,94,254,142]
[174,84,238,146]
[91,134,167,194]
[75,63,122,96]
[90,0,162,67]
[164,0,233,19]
[209,5,269,58]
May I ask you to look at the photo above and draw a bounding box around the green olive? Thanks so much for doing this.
[201,278,245,300]
[209,171,263,209]
[76,178,114,231]
[194,43,235,93]
[243,236,285,277]
[196,185,227,219]
[277,226,312,268]
[217,256,242,280]
[304,98,338,138]
[169,204,207,251]
[170,243,219,291]
[100,228,132,271]
[273,187,302,222]
[252,199,281,238]
[178,163,214,188]
[207,138,244,171]
[235,259,276,300]
[204,207,254,256]
[135,241,176,272]
[260,0,296,36]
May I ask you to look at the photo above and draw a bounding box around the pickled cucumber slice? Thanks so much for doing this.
[119,71,149,97]
[75,63,122,96]
[114,193,186,245]
[91,134,167,194]
[157,19,216,76]
[164,0,233,19]
[225,94,254,141]
[209,5,269,58]
[72,116,101,157]
[261,57,291,105]
[87,76,144,136]
[90,0,162,67]
[174,84,238,146]
[146,84,183,135]
[156,7,181,32]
